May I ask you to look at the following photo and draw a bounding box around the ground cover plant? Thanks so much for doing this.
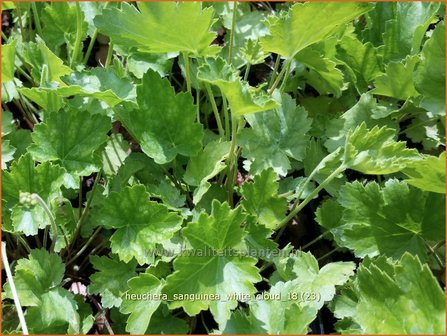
[1,1,446,334]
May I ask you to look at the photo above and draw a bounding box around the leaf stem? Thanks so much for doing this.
[83,29,98,65]
[277,164,345,230]
[71,171,102,250]
[205,83,224,137]
[104,42,114,69]
[183,52,192,93]
[222,91,230,141]
[31,3,42,37]
[17,236,31,254]
[226,115,240,206]
[66,226,102,267]
[300,231,331,250]
[70,2,84,68]
[317,247,339,261]
[31,193,58,253]
[2,242,29,335]
[243,63,251,82]
[268,58,292,95]
[227,1,238,64]
[268,54,281,88]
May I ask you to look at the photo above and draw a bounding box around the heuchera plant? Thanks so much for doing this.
[1,1,445,335]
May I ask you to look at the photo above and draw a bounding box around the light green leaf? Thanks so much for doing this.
[2,154,65,235]
[403,152,446,194]
[2,140,16,170]
[28,108,111,176]
[414,21,446,115]
[239,93,312,176]
[317,179,445,260]
[337,35,382,91]
[41,2,88,54]
[183,140,231,204]
[88,255,137,308]
[18,88,64,112]
[372,55,420,100]
[94,2,219,57]
[260,2,373,58]
[22,41,72,84]
[325,93,399,152]
[197,57,278,116]
[349,253,445,334]
[1,41,16,83]
[117,70,203,164]
[102,133,130,176]
[344,123,421,174]
[250,251,355,334]
[240,168,287,230]
[295,46,345,97]
[381,2,440,62]
[163,200,261,327]
[119,273,163,334]
[91,185,183,264]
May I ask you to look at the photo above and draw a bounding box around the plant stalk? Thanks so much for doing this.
[2,242,29,335]
[227,1,238,64]
[70,2,84,68]
[183,52,192,93]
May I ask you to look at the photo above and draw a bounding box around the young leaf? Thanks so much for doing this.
[2,153,65,235]
[260,2,373,58]
[94,2,219,57]
[88,255,137,308]
[403,152,446,194]
[3,249,79,332]
[239,93,312,176]
[344,123,421,174]
[240,168,288,229]
[345,253,445,334]
[183,140,231,204]
[316,179,445,260]
[163,200,261,327]
[1,41,16,83]
[372,55,420,100]
[197,57,278,116]
[119,273,163,334]
[90,185,183,265]
[116,70,203,164]
[28,108,111,176]
[413,21,446,115]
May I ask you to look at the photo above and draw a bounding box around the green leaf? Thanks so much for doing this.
[348,253,445,334]
[41,2,88,54]
[372,55,420,100]
[336,35,382,91]
[94,2,219,57]
[344,123,421,174]
[317,179,445,260]
[381,2,440,62]
[2,154,65,235]
[240,168,287,229]
[102,133,130,176]
[239,93,312,176]
[88,255,137,308]
[403,152,446,194]
[28,108,111,176]
[1,41,16,83]
[163,200,261,327]
[197,57,278,116]
[119,273,163,334]
[91,185,183,264]
[249,251,355,334]
[413,21,446,115]
[3,249,65,306]
[2,140,16,170]
[325,93,399,152]
[260,2,373,58]
[146,306,190,334]
[294,46,345,97]
[183,140,231,204]
[117,70,203,164]
[22,41,72,84]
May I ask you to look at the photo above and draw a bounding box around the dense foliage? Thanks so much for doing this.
[1,1,445,334]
